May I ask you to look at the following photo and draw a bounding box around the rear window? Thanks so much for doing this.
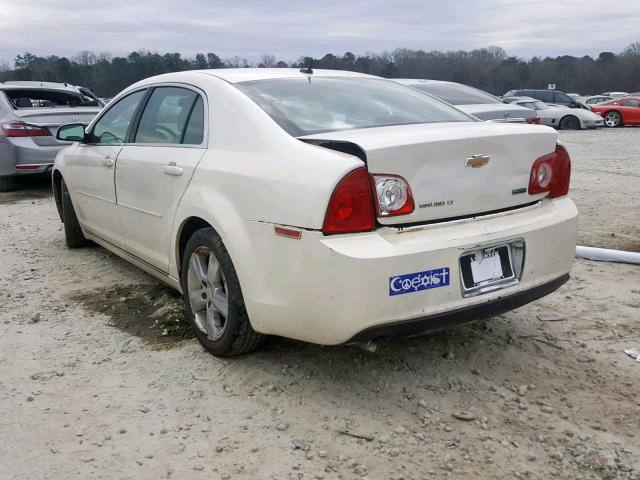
[2,88,100,108]
[236,77,471,136]
[410,83,501,105]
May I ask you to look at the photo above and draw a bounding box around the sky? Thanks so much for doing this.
[0,0,639,66]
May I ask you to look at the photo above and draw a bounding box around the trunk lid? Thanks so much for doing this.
[12,107,101,146]
[301,122,557,225]
[456,103,536,122]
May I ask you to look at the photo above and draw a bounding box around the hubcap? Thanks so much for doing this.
[187,247,229,341]
[604,113,619,127]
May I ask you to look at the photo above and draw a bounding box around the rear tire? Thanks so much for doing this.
[181,227,265,357]
[61,179,89,248]
[603,111,622,128]
[559,115,580,130]
[0,176,16,192]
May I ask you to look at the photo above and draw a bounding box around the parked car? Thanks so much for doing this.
[394,79,538,123]
[590,96,640,127]
[509,97,603,129]
[0,81,103,191]
[578,95,613,107]
[503,89,587,109]
[601,91,629,99]
[53,69,577,357]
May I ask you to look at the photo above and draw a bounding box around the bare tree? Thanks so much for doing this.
[260,53,277,68]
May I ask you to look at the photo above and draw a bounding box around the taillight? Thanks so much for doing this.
[529,145,571,198]
[1,121,50,137]
[322,167,375,235]
[371,174,414,216]
[527,117,541,124]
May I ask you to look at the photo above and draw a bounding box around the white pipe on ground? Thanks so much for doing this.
[575,246,640,265]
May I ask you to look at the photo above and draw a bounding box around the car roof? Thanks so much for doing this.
[392,78,454,86]
[201,68,379,83]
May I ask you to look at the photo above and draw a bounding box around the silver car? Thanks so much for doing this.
[508,97,604,130]
[393,79,538,124]
[0,81,103,191]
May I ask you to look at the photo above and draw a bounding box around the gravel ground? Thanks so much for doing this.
[1,128,639,480]
[559,127,640,252]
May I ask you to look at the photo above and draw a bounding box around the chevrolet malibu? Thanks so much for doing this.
[52,69,578,357]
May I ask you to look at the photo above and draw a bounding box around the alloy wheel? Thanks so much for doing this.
[604,112,620,127]
[187,247,229,341]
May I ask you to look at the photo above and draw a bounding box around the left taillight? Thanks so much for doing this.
[529,144,571,198]
[527,117,541,124]
[322,167,376,235]
[1,121,50,138]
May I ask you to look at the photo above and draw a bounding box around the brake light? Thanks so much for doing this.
[322,167,375,235]
[1,121,50,137]
[526,117,540,124]
[529,145,571,198]
[370,174,414,216]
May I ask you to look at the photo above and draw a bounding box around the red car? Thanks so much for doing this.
[591,96,640,127]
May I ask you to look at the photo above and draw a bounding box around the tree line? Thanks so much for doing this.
[1,43,639,97]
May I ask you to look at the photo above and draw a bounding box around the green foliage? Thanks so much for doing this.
[2,43,639,97]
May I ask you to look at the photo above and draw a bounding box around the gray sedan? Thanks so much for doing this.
[393,79,538,124]
[0,82,103,191]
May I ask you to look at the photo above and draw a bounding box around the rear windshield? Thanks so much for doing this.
[236,77,471,136]
[410,83,501,105]
[2,88,100,108]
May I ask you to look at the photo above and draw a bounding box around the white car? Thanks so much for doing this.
[508,97,604,129]
[52,69,578,357]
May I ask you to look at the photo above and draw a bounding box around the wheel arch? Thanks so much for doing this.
[175,216,214,277]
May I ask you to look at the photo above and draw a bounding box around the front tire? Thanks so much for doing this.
[181,227,264,357]
[560,115,580,130]
[603,111,622,128]
[61,179,89,248]
[0,176,16,192]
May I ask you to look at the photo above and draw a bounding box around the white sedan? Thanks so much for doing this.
[53,69,577,357]
[509,97,604,129]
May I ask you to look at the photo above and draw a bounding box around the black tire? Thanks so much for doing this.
[181,227,264,357]
[559,115,580,130]
[61,179,89,248]
[0,176,15,192]
[603,111,622,128]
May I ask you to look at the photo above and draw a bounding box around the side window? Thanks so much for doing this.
[554,92,571,105]
[134,87,198,144]
[91,90,146,144]
[620,99,639,107]
[536,91,553,103]
[182,97,204,145]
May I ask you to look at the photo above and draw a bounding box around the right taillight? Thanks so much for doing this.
[529,144,571,198]
[1,121,50,137]
[322,167,375,235]
[526,117,541,124]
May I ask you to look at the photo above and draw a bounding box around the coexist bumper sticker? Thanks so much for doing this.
[389,267,450,296]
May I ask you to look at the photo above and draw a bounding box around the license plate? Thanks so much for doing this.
[460,245,514,290]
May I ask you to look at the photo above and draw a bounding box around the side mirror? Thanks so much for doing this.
[57,123,86,142]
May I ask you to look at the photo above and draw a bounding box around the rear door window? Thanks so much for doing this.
[535,91,554,102]
[134,87,200,144]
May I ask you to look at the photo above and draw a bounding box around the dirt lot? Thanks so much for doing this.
[1,128,639,480]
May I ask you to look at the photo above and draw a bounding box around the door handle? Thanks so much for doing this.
[163,162,183,176]
[102,157,114,167]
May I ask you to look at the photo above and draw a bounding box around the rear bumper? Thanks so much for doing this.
[0,136,63,177]
[348,274,569,342]
[240,197,578,345]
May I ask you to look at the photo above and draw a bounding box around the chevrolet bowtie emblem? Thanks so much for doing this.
[465,154,490,168]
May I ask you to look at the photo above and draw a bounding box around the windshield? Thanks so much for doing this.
[410,83,501,105]
[2,88,100,108]
[236,77,471,136]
